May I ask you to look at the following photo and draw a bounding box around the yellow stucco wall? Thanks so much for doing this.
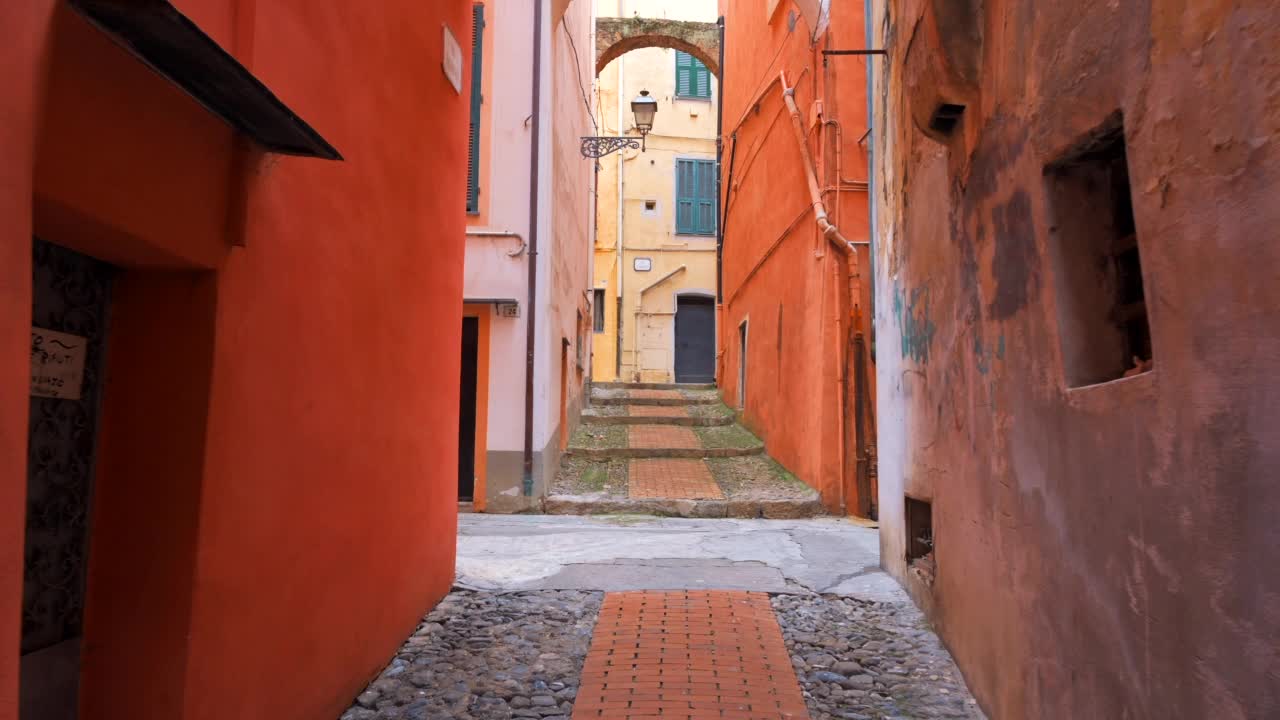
[592,0,719,382]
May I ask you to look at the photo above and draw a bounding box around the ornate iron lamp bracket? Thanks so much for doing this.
[580,136,642,159]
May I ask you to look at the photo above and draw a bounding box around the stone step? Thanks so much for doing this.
[565,445,764,460]
[581,413,734,427]
[543,495,825,519]
[590,396,717,407]
[593,381,717,391]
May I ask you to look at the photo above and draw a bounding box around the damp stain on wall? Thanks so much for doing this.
[988,190,1040,320]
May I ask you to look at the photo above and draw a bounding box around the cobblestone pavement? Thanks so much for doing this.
[774,595,984,720]
[340,590,602,720]
[343,518,982,719]
[340,588,983,720]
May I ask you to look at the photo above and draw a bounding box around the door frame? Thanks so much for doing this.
[673,290,716,383]
[737,318,749,409]
[461,305,492,511]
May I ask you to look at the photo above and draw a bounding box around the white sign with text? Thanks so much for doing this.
[31,327,87,400]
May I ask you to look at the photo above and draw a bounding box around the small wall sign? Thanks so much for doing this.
[634,257,653,272]
[31,327,87,400]
[443,24,463,94]
[497,302,521,318]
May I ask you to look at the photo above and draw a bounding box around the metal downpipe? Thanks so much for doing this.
[522,0,544,497]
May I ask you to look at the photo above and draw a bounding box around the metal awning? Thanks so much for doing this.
[464,298,519,305]
[65,0,342,160]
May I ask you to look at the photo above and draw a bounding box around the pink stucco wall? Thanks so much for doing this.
[462,0,595,510]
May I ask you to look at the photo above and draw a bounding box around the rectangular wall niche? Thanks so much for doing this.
[1045,112,1153,387]
[905,496,933,563]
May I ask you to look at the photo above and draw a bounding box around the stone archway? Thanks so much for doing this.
[595,17,721,77]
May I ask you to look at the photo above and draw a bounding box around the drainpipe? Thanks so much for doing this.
[714,15,725,303]
[862,0,878,518]
[780,69,865,513]
[864,0,877,334]
[615,1,626,379]
[522,0,545,497]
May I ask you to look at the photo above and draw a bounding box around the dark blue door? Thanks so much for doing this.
[675,296,715,384]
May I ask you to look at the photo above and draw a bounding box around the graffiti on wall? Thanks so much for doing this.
[893,283,937,364]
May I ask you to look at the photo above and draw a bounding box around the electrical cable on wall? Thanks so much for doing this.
[562,18,598,132]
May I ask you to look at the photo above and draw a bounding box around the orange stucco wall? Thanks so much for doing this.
[3,0,469,718]
[718,0,873,514]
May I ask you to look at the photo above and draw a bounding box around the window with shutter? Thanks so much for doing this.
[674,51,712,100]
[466,4,485,214]
[676,159,718,236]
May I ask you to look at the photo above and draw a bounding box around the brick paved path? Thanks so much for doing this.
[630,425,701,450]
[629,405,690,417]
[574,591,809,720]
[629,459,724,499]
[630,389,684,400]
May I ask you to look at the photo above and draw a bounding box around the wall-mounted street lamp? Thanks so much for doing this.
[580,90,659,159]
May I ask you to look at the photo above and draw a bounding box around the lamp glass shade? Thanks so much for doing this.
[631,90,657,133]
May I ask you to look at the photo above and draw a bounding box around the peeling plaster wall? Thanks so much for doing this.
[873,0,1280,717]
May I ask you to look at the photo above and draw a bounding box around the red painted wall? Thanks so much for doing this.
[719,0,872,513]
[2,0,469,717]
[0,4,44,718]
[181,3,467,715]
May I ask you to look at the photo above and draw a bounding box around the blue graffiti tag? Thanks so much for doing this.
[893,284,937,364]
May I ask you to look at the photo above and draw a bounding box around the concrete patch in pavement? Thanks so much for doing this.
[534,557,793,593]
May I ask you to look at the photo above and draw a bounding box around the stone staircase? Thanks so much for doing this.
[548,383,824,518]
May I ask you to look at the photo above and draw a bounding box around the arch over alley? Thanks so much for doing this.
[594,16,721,76]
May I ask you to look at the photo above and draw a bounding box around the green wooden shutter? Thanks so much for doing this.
[676,159,695,234]
[677,160,717,235]
[696,160,716,234]
[695,61,711,99]
[676,51,711,99]
[466,4,485,214]
[675,51,694,97]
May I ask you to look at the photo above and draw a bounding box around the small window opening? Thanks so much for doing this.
[576,311,585,368]
[737,320,748,410]
[592,289,605,333]
[929,103,965,134]
[905,496,934,584]
[644,200,657,211]
[1045,112,1153,387]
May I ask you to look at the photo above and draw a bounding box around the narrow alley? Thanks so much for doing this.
[4,0,1277,719]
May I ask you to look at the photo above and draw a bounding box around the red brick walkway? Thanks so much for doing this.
[629,405,690,418]
[630,389,683,400]
[630,425,701,450]
[629,459,723,499]
[573,591,810,720]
